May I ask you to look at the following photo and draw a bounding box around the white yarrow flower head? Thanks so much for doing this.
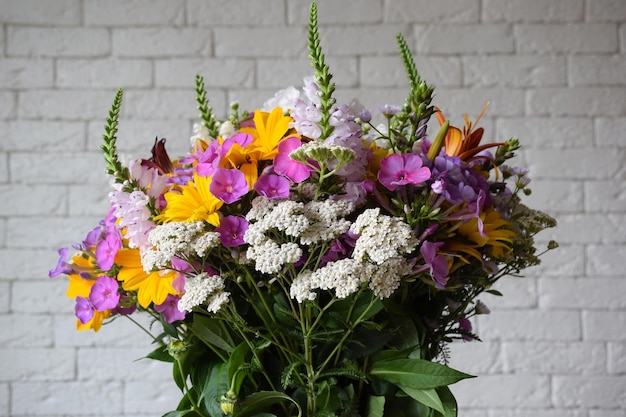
[368,257,413,299]
[351,208,418,265]
[178,272,228,313]
[245,238,303,274]
[140,222,212,272]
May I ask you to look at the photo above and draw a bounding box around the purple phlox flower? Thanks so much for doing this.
[49,247,72,278]
[89,275,120,312]
[378,104,402,117]
[111,294,137,316]
[73,225,102,251]
[459,316,473,342]
[320,230,358,266]
[378,153,431,191]
[216,216,249,247]
[333,181,369,206]
[222,132,253,155]
[413,241,449,289]
[95,227,122,271]
[154,294,186,323]
[210,168,249,204]
[274,136,311,183]
[75,296,94,324]
[417,224,439,241]
[431,155,491,206]
[195,139,223,177]
[254,174,290,199]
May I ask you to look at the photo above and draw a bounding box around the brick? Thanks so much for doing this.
[503,341,605,374]
[528,87,626,117]
[587,245,626,276]
[415,24,514,54]
[446,341,503,374]
[78,347,172,381]
[434,87,524,120]
[0,153,6,183]
[258,57,358,88]
[12,381,123,415]
[7,27,110,57]
[0,92,16,119]
[113,28,212,57]
[522,179,583,213]
[0,384,7,417]
[516,23,618,54]
[123,89,226,120]
[215,27,307,57]
[589,411,626,417]
[0,249,70,280]
[496,117,592,148]
[385,0,479,22]
[319,25,406,56]
[0,120,85,151]
[6,216,101,250]
[463,55,565,87]
[67,185,109,217]
[483,0,583,22]
[522,148,623,180]
[289,0,381,24]
[584,311,626,340]
[608,342,626,373]
[189,0,285,25]
[587,0,626,22]
[595,117,626,148]
[18,90,119,120]
[85,0,184,26]
[361,56,461,87]
[123,380,181,415]
[0,282,8,313]
[585,180,626,212]
[57,59,153,88]
[523,243,580,277]
[10,151,105,184]
[453,375,550,408]
[490,411,588,417]
[481,276,537,309]
[553,376,626,407]
[0,185,66,216]
[155,58,254,88]
[570,55,626,86]
[540,214,626,244]
[478,309,581,341]
[0,58,53,88]
[12,279,70,313]
[331,87,407,117]
[0,348,74,382]
[0,314,53,347]
[540,277,626,309]
[0,0,81,25]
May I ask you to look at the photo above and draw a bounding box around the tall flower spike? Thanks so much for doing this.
[308,2,335,140]
[195,74,219,139]
[101,88,130,187]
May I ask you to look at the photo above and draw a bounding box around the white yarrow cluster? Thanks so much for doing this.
[178,272,229,313]
[245,197,309,243]
[246,238,303,274]
[140,222,207,272]
[300,199,354,244]
[351,208,418,264]
[368,257,413,299]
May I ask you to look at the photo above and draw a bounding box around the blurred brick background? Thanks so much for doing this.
[1,0,625,416]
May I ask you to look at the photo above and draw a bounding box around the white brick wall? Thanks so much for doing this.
[1,0,624,415]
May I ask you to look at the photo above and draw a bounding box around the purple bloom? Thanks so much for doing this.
[274,136,311,183]
[459,316,473,342]
[378,104,402,117]
[210,168,249,204]
[254,174,290,199]
[413,241,449,289]
[75,296,94,324]
[378,153,431,191]
[216,216,249,247]
[95,227,122,271]
[154,295,186,323]
[49,247,71,278]
[89,276,120,311]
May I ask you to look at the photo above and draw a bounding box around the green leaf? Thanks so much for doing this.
[370,359,474,389]
[398,387,444,415]
[198,361,230,417]
[192,314,235,353]
[162,410,204,417]
[145,344,174,363]
[366,395,385,417]
[434,386,459,417]
[234,391,302,417]
[172,360,185,391]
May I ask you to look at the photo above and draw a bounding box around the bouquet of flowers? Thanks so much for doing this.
[50,4,556,417]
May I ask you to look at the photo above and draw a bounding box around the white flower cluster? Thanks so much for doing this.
[109,188,154,250]
[140,222,219,272]
[178,272,229,313]
[300,199,354,244]
[351,208,418,265]
[367,257,413,299]
[246,239,303,274]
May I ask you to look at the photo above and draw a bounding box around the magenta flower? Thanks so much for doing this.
[216,216,249,247]
[89,276,120,311]
[75,296,94,324]
[95,227,122,271]
[274,136,311,183]
[154,295,186,323]
[49,247,71,278]
[210,168,249,204]
[254,174,290,199]
[413,241,449,289]
[378,153,431,191]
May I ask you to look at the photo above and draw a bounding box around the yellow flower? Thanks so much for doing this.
[155,173,223,226]
[66,255,111,331]
[115,248,179,308]
[365,139,391,180]
[241,107,297,162]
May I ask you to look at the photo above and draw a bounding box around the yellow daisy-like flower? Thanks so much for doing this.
[154,173,223,226]
[365,139,391,180]
[114,248,178,308]
[241,107,297,162]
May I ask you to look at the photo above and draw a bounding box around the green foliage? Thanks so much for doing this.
[100,88,130,186]
[195,74,219,138]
